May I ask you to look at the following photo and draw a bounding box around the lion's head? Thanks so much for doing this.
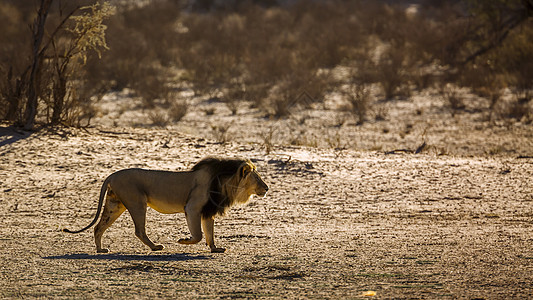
[192,157,269,219]
[236,159,269,198]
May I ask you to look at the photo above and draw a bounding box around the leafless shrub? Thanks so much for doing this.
[269,71,330,118]
[479,80,506,121]
[496,99,532,123]
[148,110,169,127]
[54,79,101,128]
[344,84,371,125]
[439,84,464,116]
[134,66,170,110]
[1,67,26,122]
[178,2,348,117]
[374,45,412,100]
[262,126,275,155]
[84,0,180,92]
[326,130,345,150]
[211,123,232,143]
[178,13,244,98]
[494,24,533,105]
[224,82,245,115]
[332,113,348,128]
[168,99,188,123]
[374,106,388,122]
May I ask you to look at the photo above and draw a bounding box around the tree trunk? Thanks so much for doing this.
[4,67,22,121]
[23,0,53,130]
[51,76,67,125]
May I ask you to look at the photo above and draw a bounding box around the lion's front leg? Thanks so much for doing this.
[178,205,203,245]
[202,217,226,253]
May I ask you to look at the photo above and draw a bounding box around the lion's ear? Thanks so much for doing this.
[241,165,251,178]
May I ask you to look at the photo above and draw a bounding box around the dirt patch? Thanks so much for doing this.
[0,126,532,299]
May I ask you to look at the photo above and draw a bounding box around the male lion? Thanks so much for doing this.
[63,157,269,253]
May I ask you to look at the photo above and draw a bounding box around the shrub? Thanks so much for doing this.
[3,0,531,129]
[84,0,181,91]
[505,100,532,123]
[168,99,188,123]
[344,84,371,125]
[374,45,412,100]
[211,123,232,143]
[148,110,169,127]
[0,1,115,128]
[439,83,464,116]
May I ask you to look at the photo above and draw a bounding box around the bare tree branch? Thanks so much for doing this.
[23,0,53,130]
[462,0,533,65]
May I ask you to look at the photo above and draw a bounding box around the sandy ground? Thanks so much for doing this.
[92,87,533,157]
[1,86,533,299]
[1,117,532,299]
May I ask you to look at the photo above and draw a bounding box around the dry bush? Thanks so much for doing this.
[439,83,465,116]
[84,23,151,91]
[168,99,188,123]
[328,3,440,101]
[261,126,275,155]
[344,84,371,125]
[505,100,532,123]
[268,71,330,118]
[455,16,533,121]
[46,2,115,126]
[408,2,471,66]
[224,82,245,115]
[462,69,506,120]
[4,0,530,128]
[147,92,189,125]
[287,1,362,68]
[84,0,180,91]
[0,1,33,121]
[490,97,533,123]
[177,1,358,116]
[134,66,171,110]
[178,12,245,98]
[492,21,533,103]
[211,123,232,143]
[373,45,413,100]
[358,4,437,98]
[0,1,114,128]
[148,110,169,127]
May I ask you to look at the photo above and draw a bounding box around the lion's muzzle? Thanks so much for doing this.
[256,180,269,197]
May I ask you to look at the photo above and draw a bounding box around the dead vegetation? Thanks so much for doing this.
[1,0,532,130]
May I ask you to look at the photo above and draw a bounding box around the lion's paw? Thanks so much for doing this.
[211,247,226,253]
[151,244,164,251]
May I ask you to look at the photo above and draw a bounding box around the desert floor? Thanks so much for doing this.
[1,93,532,299]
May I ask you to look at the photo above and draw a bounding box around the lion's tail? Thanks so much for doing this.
[62,175,111,234]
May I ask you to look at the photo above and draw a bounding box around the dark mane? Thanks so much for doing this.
[192,157,247,219]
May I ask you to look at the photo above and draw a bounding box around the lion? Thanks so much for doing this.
[63,157,269,253]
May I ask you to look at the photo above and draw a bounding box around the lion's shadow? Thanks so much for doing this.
[44,252,211,262]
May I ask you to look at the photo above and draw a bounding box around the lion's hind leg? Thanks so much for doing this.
[122,193,164,252]
[94,190,126,253]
